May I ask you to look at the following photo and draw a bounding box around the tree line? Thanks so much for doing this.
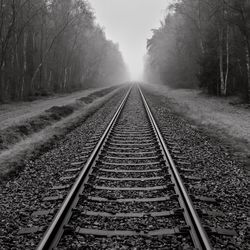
[0,0,128,102]
[144,0,250,102]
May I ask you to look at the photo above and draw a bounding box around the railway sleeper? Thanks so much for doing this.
[101,150,162,155]
[99,155,161,161]
[83,195,177,203]
[74,226,191,237]
[72,208,184,218]
[93,176,167,181]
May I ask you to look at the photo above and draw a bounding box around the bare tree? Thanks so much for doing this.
[0,0,128,102]
[145,0,250,102]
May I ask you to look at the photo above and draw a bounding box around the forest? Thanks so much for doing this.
[0,0,128,102]
[144,0,250,102]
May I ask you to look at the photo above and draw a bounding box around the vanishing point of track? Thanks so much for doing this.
[37,85,212,249]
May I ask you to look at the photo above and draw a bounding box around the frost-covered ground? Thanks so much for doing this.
[0,88,103,129]
[144,84,250,172]
[0,85,123,178]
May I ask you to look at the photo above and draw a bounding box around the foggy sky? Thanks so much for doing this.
[90,0,172,80]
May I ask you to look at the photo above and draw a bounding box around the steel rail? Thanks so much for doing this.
[37,86,132,250]
[138,85,212,250]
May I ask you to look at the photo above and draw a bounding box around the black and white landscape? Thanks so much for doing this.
[0,1,249,249]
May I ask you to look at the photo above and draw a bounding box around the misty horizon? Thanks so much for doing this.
[90,0,172,81]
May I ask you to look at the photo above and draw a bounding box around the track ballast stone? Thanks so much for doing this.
[55,87,204,249]
[0,89,126,249]
[142,87,249,249]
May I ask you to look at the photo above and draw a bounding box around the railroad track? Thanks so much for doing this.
[35,85,212,249]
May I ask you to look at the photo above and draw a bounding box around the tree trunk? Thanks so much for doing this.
[198,0,205,55]
[48,70,52,89]
[22,32,28,98]
[223,25,230,96]
[63,67,68,91]
[219,27,224,96]
[246,42,250,102]
[0,65,4,102]
[39,10,44,91]
[218,2,229,97]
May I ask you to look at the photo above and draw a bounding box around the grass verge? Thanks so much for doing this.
[0,86,123,180]
[143,85,250,175]
[0,86,117,152]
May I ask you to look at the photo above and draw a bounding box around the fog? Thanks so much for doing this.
[90,0,172,81]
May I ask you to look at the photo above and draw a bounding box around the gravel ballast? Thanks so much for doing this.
[57,88,198,249]
[0,84,249,249]
[142,86,249,249]
[0,88,127,249]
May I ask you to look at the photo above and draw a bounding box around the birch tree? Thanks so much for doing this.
[0,0,128,102]
[145,0,250,101]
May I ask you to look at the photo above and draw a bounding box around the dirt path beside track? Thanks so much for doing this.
[0,88,102,129]
[143,84,250,173]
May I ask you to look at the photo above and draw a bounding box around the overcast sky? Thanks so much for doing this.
[89,0,171,80]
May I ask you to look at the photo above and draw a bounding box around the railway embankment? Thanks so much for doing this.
[143,85,249,249]
[0,85,122,179]
[144,84,250,174]
[0,85,248,249]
